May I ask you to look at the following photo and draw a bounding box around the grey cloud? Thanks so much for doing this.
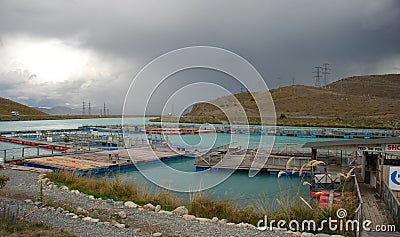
[0,0,400,112]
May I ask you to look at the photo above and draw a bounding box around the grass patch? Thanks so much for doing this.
[0,204,75,237]
[47,171,359,235]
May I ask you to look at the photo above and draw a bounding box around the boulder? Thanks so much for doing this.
[211,217,218,222]
[172,206,188,216]
[143,203,156,211]
[196,217,210,222]
[117,211,127,219]
[183,214,196,221]
[60,186,69,191]
[124,201,138,208]
[153,233,162,237]
[155,205,161,213]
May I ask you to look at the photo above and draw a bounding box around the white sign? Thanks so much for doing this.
[386,144,400,152]
[357,146,383,152]
[388,166,400,191]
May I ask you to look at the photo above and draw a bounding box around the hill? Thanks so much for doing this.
[0,97,47,116]
[182,74,400,128]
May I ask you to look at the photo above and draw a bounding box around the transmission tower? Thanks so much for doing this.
[88,101,91,115]
[313,66,322,88]
[82,100,86,115]
[103,103,106,116]
[322,63,331,87]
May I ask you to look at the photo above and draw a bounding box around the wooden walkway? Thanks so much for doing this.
[359,183,400,237]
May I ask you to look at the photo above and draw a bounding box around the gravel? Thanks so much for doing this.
[0,168,296,237]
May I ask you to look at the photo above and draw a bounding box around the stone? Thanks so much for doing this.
[88,195,95,200]
[153,233,162,237]
[196,217,210,222]
[124,201,138,208]
[315,234,330,237]
[103,222,111,226]
[172,206,188,216]
[211,217,218,222]
[114,223,125,228]
[71,190,80,194]
[133,228,141,232]
[24,199,33,204]
[60,186,69,191]
[183,214,196,221]
[301,233,315,237]
[72,215,78,219]
[237,222,247,228]
[226,222,235,226]
[106,199,114,203]
[34,201,43,206]
[219,219,227,224]
[158,210,172,215]
[82,217,92,222]
[76,207,89,216]
[66,213,75,217]
[155,204,161,212]
[330,235,345,237]
[117,211,127,219]
[56,207,64,213]
[114,201,124,207]
[90,218,100,223]
[143,203,156,211]
[293,232,302,237]
[138,207,145,211]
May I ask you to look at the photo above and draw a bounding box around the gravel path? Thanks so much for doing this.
[0,168,295,237]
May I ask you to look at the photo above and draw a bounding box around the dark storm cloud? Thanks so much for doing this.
[0,0,400,112]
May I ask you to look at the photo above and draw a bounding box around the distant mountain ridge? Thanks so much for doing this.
[185,74,400,120]
[35,106,81,115]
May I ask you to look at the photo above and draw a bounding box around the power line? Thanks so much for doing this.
[322,63,331,87]
[82,100,86,115]
[313,66,322,88]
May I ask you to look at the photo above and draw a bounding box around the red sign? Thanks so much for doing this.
[386,144,400,151]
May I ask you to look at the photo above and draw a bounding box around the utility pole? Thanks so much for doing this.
[82,100,86,115]
[88,101,91,115]
[322,63,331,87]
[313,66,322,88]
[292,78,295,86]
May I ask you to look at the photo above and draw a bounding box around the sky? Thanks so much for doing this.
[0,0,400,114]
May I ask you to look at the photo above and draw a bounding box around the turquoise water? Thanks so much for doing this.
[0,117,374,206]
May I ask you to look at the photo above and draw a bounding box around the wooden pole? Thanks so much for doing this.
[310,148,317,191]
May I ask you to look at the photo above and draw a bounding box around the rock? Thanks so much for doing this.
[124,201,138,208]
[88,195,95,200]
[72,215,78,219]
[38,174,46,179]
[219,219,227,224]
[237,222,247,228]
[155,205,161,213]
[34,201,43,206]
[47,181,54,185]
[293,232,302,237]
[106,199,114,203]
[114,201,123,206]
[315,234,330,237]
[302,233,315,237]
[103,222,111,226]
[226,222,235,226]
[56,207,64,213]
[158,210,172,215]
[117,211,127,219]
[211,217,218,222]
[70,190,80,194]
[183,214,196,221]
[247,223,256,229]
[196,217,210,222]
[114,223,125,228]
[143,203,156,211]
[330,235,345,237]
[60,186,69,191]
[76,207,89,216]
[90,218,100,223]
[66,213,75,217]
[133,228,141,232]
[138,207,145,211]
[153,233,162,237]
[172,206,188,216]
[82,217,92,222]
[24,199,33,204]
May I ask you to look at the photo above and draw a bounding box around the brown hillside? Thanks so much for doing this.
[185,74,400,120]
[0,97,47,116]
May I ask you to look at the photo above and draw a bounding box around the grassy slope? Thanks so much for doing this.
[0,97,47,116]
[180,74,400,128]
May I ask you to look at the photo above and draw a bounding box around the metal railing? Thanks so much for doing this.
[382,180,400,231]
[353,174,363,237]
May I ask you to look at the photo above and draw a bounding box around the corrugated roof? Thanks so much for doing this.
[302,137,400,149]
